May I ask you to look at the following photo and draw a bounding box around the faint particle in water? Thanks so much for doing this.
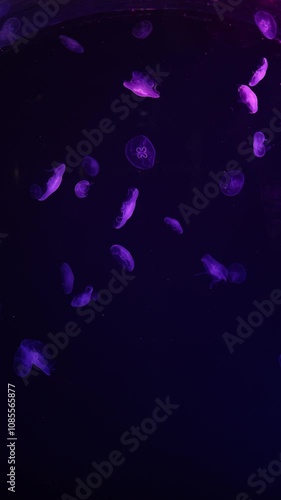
[219,170,245,197]
[238,85,258,114]
[125,135,156,170]
[249,57,268,87]
[199,254,228,289]
[14,339,53,378]
[227,263,247,284]
[254,11,277,40]
[81,156,100,177]
[60,263,74,295]
[123,71,160,98]
[59,35,84,54]
[35,164,66,201]
[131,20,153,39]
[253,131,266,158]
[71,286,93,307]
[164,217,183,234]
[114,188,139,229]
[74,180,92,199]
[110,244,135,271]
[29,184,43,199]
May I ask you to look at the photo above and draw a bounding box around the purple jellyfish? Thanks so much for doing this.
[59,35,84,54]
[254,11,277,40]
[253,131,266,158]
[131,20,153,39]
[249,58,268,87]
[60,263,74,295]
[227,263,247,284]
[219,170,245,197]
[123,71,159,98]
[238,85,258,114]
[197,254,228,289]
[164,217,183,234]
[71,286,93,307]
[34,164,66,201]
[14,339,53,378]
[74,180,92,199]
[110,244,135,271]
[114,188,139,229]
[81,156,100,177]
[125,135,156,170]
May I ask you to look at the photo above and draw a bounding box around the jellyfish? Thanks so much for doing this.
[14,339,53,378]
[123,71,159,98]
[71,286,93,307]
[164,217,183,234]
[114,188,139,229]
[110,244,135,271]
[254,11,277,40]
[81,156,100,177]
[131,20,153,39]
[227,263,247,284]
[0,17,21,46]
[59,35,84,53]
[253,131,266,158]
[29,184,43,200]
[249,57,268,87]
[60,263,74,295]
[34,164,66,201]
[125,135,156,170]
[219,170,245,197]
[74,180,92,199]
[238,85,258,114]
[197,254,228,289]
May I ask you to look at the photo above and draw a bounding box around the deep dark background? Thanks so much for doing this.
[1,4,281,500]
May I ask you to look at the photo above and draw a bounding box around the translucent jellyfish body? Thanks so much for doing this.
[14,339,53,378]
[164,217,183,234]
[131,20,153,39]
[123,71,159,98]
[254,11,277,40]
[253,132,266,158]
[200,254,228,289]
[60,263,74,295]
[81,156,100,177]
[114,188,139,229]
[227,263,247,284]
[238,85,258,114]
[33,164,66,201]
[59,35,84,53]
[249,58,268,87]
[71,286,93,307]
[219,170,245,197]
[74,180,92,199]
[125,135,156,170]
[110,244,135,271]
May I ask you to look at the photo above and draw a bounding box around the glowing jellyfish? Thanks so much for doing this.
[59,35,84,54]
[74,180,92,199]
[0,17,21,47]
[238,85,258,114]
[249,58,268,87]
[131,20,153,39]
[253,131,266,158]
[125,135,156,170]
[71,286,93,307]
[60,263,74,295]
[254,11,277,40]
[34,164,66,201]
[123,71,159,98]
[219,170,245,197]
[14,339,53,378]
[227,263,247,284]
[29,184,43,199]
[198,254,228,289]
[110,244,135,271]
[81,156,100,177]
[114,188,139,229]
[164,217,183,234]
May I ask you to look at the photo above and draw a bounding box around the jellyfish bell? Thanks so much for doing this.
[227,263,247,284]
[74,180,92,199]
[238,85,258,114]
[35,163,66,201]
[249,57,268,87]
[253,131,266,158]
[110,244,135,271]
[60,263,74,295]
[123,71,160,98]
[125,135,156,170]
[14,339,54,378]
[59,35,84,53]
[71,286,93,307]
[131,20,153,39]
[114,188,139,229]
[196,254,228,289]
[164,217,183,234]
[81,156,100,177]
[254,11,277,40]
[219,170,245,197]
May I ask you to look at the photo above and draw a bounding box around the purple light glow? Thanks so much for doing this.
[59,35,84,53]
[249,58,268,87]
[253,131,266,158]
[34,164,66,201]
[71,286,93,307]
[164,217,183,234]
[254,11,277,40]
[123,71,159,98]
[74,180,91,199]
[227,263,247,284]
[60,263,74,295]
[131,20,153,39]
[81,156,100,177]
[125,135,156,170]
[114,188,139,229]
[238,85,258,114]
[219,170,245,197]
[14,339,53,378]
[110,244,135,271]
[200,254,228,289]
